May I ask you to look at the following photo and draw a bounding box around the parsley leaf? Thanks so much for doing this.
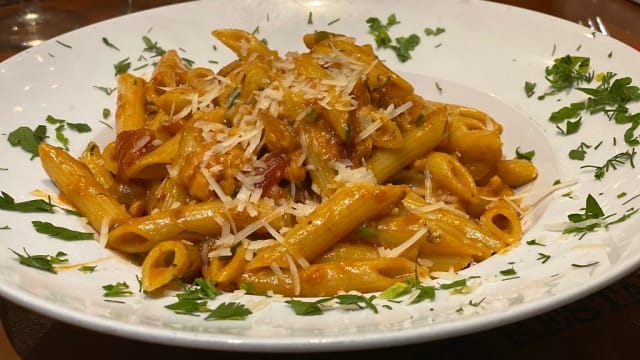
[205,302,252,320]
[113,58,131,76]
[7,125,47,159]
[32,221,94,241]
[568,141,591,160]
[165,300,210,315]
[580,148,636,180]
[390,34,420,62]
[540,55,593,99]
[66,122,92,133]
[10,248,68,274]
[102,37,120,51]
[286,299,324,316]
[515,146,535,161]
[366,15,419,62]
[78,265,97,273]
[537,253,551,263]
[524,81,536,97]
[424,27,445,36]
[439,278,467,290]
[142,35,166,57]
[102,282,133,297]
[0,192,55,213]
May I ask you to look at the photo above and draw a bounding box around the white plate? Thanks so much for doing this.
[1,0,639,353]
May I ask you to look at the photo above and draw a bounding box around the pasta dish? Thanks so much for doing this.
[38,29,538,297]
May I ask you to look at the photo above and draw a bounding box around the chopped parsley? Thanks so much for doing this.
[205,302,252,320]
[102,282,133,297]
[524,81,536,98]
[537,253,551,264]
[307,11,313,25]
[424,27,445,36]
[0,192,56,213]
[439,278,467,290]
[580,148,636,180]
[93,86,116,95]
[366,14,420,63]
[78,265,97,273]
[560,193,638,239]
[468,297,486,307]
[571,261,599,268]
[286,293,378,316]
[7,125,47,159]
[226,87,241,108]
[515,146,535,161]
[56,40,72,49]
[10,248,68,274]
[538,55,593,99]
[113,57,131,76]
[568,141,591,161]
[102,37,120,51]
[142,35,166,57]
[391,34,420,62]
[379,277,435,304]
[526,239,545,246]
[556,117,582,135]
[32,221,94,241]
[499,267,517,276]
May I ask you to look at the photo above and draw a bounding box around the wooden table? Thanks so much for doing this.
[1,1,640,358]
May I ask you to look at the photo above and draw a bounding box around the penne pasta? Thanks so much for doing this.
[141,240,202,292]
[38,29,538,298]
[39,143,131,231]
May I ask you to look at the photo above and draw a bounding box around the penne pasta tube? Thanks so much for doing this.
[419,255,473,272]
[115,73,147,134]
[423,151,478,202]
[240,258,428,297]
[368,106,447,183]
[246,183,409,270]
[496,159,539,187]
[211,29,276,60]
[205,244,247,291]
[79,141,119,196]
[39,143,131,231]
[313,242,380,264]
[141,240,202,292]
[479,199,522,246]
[402,192,504,255]
[124,132,182,180]
[107,200,282,253]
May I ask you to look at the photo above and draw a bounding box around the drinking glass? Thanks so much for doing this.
[0,0,83,51]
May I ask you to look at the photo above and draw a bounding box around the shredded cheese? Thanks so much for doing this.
[378,227,428,258]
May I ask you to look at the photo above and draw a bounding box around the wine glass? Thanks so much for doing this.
[0,0,84,52]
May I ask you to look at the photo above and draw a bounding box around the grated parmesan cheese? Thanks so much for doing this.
[98,216,111,248]
[378,227,428,258]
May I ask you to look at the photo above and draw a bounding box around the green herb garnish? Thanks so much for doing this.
[10,248,68,274]
[32,221,94,241]
[102,37,120,51]
[78,265,97,273]
[0,192,55,213]
[424,27,445,36]
[515,146,535,161]
[580,148,636,180]
[114,58,131,76]
[7,125,47,159]
[205,302,252,320]
[102,282,133,297]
